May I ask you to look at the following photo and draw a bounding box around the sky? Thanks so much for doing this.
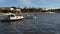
[0,0,60,9]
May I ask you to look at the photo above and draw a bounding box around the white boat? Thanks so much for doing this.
[25,14,37,19]
[0,14,24,21]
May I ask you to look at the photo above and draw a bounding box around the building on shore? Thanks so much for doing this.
[0,6,21,13]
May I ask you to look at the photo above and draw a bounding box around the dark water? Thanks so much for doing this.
[0,13,60,34]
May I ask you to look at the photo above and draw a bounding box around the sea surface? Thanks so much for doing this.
[0,13,60,34]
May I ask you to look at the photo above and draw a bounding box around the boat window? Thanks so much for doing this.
[10,15,15,17]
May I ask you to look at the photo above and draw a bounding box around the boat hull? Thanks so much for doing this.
[1,18,24,21]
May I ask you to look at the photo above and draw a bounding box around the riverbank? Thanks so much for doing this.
[18,12,55,14]
[19,13,40,14]
[0,12,56,16]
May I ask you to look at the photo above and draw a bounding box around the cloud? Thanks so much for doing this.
[18,0,36,7]
[0,0,6,3]
[21,0,32,5]
[18,0,48,7]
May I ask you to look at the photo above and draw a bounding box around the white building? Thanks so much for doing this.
[10,8,14,10]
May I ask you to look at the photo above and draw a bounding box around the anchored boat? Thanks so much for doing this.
[0,13,24,21]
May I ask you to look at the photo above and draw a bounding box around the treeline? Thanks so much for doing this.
[21,7,42,13]
[21,7,50,13]
[0,6,60,13]
[48,9,60,13]
[0,6,49,13]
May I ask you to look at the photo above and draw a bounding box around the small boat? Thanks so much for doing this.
[25,14,37,19]
[0,14,24,21]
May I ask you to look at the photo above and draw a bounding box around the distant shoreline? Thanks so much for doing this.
[18,12,55,14]
[0,12,57,15]
[18,12,48,14]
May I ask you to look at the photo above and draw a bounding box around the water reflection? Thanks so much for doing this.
[0,14,60,34]
[0,18,45,34]
[0,19,26,34]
